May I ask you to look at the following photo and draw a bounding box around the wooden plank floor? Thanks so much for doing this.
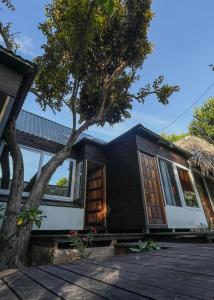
[1,243,214,300]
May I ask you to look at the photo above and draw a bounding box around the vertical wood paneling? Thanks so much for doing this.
[85,166,106,227]
[140,152,167,225]
[194,173,214,226]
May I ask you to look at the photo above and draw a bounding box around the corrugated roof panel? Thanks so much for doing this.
[16,110,105,145]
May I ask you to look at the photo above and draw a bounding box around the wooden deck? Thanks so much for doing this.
[1,242,214,299]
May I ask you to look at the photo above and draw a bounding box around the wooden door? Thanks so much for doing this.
[194,173,214,227]
[140,153,167,225]
[85,166,106,228]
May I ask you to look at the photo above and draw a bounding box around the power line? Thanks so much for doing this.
[158,80,214,133]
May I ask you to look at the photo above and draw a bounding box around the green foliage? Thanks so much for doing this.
[199,221,212,232]
[160,132,188,143]
[17,208,46,229]
[130,240,161,253]
[69,228,96,259]
[56,177,68,187]
[34,0,179,128]
[0,0,19,51]
[1,0,15,10]
[183,191,199,208]
[189,98,214,144]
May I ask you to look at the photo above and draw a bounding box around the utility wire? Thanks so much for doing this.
[158,80,214,133]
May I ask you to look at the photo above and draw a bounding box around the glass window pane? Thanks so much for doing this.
[205,178,214,204]
[177,168,199,208]
[159,159,181,206]
[43,153,73,198]
[21,148,41,192]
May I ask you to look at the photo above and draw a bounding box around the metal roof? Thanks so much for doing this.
[16,110,105,145]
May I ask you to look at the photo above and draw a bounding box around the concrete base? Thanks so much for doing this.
[31,245,115,266]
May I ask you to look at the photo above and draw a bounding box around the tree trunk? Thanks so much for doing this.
[0,119,100,270]
[0,145,10,189]
[0,120,24,270]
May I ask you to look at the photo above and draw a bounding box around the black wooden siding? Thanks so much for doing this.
[0,65,23,97]
[106,134,145,232]
[136,134,188,168]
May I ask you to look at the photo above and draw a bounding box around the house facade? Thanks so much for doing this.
[0,46,213,234]
[1,110,213,233]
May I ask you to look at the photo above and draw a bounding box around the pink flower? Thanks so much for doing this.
[91,227,97,234]
[69,230,78,236]
[82,237,89,241]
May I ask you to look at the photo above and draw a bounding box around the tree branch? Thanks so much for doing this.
[0,22,13,50]
[30,88,56,115]
[1,120,24,235]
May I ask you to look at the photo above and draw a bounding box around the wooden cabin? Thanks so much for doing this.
[1,109,213,233]
[0,46,213,233]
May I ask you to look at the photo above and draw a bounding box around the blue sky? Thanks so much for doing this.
[2,0,214,141]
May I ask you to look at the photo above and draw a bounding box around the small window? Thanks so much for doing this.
[158,159,181,207]
[177,168,199,208]
[42,153,74,198]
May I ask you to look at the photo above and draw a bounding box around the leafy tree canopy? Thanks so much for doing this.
[0,0,19,51]
[56,177,68,187]
[160,132,188,143]
[189,97,214,144]
[34,0,179,130]
[1,0,14,10]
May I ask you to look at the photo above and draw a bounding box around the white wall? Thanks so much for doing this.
[165,206,207,229]
[34,205,85,230]
[0,202,85,230]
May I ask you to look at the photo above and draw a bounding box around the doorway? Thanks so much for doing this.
[85,161,106,229]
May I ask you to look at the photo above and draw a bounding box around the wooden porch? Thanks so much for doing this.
[1,242,214,299]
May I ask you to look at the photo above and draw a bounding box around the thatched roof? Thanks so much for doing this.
[175,136,214,175]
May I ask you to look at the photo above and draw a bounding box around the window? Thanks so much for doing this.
[0,145,76,201]
[205,177,214,204]
[177,168,199,208]
[21,148,41,192]
[158,158,181,206]
[42,153,74,198]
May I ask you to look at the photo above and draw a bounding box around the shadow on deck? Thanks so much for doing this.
[1,242,214,299]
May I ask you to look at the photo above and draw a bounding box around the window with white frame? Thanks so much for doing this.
[158,158,182,207]
[42,153,75,198]
[0,145,79,201]
[158,157,199,208]
[177,167,199,208]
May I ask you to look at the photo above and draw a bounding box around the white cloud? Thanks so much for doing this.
[87,110,169,141]
[0,33,36,57]
[15,35,36,57]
